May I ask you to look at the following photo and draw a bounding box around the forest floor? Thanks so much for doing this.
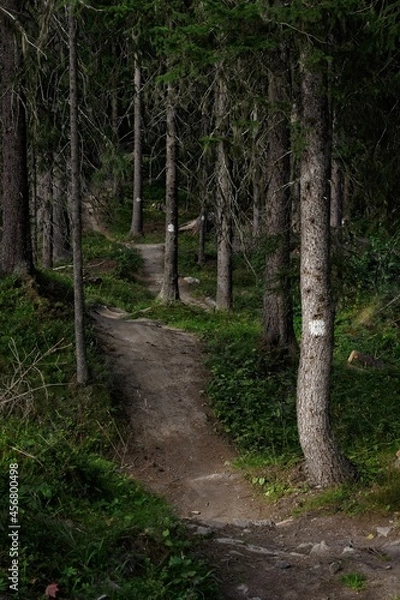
[90,241,400,600]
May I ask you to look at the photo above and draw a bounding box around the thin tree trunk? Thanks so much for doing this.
[198,108,209,266]
[263,42,297,357]
[69,5,89,385]
[111,83,121,202]
[198,212,207,266]
[53,162,70,263]
[330,159,343,229]
[296,49,355,486]
[130,53,144,236]
[215,63,233,311]
[159,80,180,303]
[42,170,53,269]
[251,105,262,238]
[30,147,38,264]
[0,0,32,276]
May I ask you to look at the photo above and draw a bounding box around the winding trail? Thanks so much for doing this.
[92,243,271,524]
[91,242,400,600]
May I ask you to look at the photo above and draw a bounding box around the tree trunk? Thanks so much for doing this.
[215,64,233,311]
[53,162,70,263]
[251,104,263,238]
[198,108,209,266]
[69,5,89,385]
[130,53,144,236]
[330,160,343,229]
[296,49,355,486]
[111,80,122,202]
[263,43,297,357]
[0,0,32,276]
[159,80,180,303]
[41,170,53,269]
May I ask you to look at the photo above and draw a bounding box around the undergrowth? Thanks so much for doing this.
[147,209,400,513]
[0,268,218,599]
[2,194,399,600]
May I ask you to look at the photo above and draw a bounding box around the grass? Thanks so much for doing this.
[340,572,368,591]
[0,266,219,599]
[1,192,400,596]
[151,205,400,514]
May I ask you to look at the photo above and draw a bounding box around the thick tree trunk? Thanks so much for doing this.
[263,43,297,357]
[130,54,144,236]
[0,0,32,276]
[297,50,355,487]
[215,64,233,311]
[69,6,89,385]
[159,80,180,303]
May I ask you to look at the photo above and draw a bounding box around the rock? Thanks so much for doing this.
[347,349,386,369]
[341,545,356,555]
[383,540,400,558]
[275,559,291,569]
[276,518,294,527]
[192,526,212,536]
[310,541,330,556]
[296,542,314,555]
[245,543,277,556]
[233,518,275,529]
[329,561,342,574]
[377,526,393,537]
[236,583,249,595]
[183,276,200,284]
[205,296,217,308]
[215,537,245,547]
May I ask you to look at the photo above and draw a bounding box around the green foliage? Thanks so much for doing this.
[0,437,216,598]
[0,274,217,599]
[337,228,400,297]
[340,572,367,591]
[206,324,300,457]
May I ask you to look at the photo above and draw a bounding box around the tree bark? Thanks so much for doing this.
[198,108,210,266]
[0,0,32,276]
[251,104,263,238]
[159,80,180,303]
[263,42,297,357]
[41,170,53,269]
[53,162,70,263]
[296,48,355,486]
[69,5,89,385]
[111,78,122,202]
[130,53,144,236]
[215,63,233,311]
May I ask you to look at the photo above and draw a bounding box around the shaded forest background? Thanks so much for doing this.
[1,0,400,598]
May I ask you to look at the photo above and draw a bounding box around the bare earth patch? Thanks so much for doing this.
[91,243,400,600]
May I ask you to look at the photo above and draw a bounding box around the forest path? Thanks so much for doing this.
[92,242,270,524]
[91,242,400,600]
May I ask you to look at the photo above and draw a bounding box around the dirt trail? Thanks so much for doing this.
[91,243,400,600]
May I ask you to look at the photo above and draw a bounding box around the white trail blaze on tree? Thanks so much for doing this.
[296,47,355,487]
